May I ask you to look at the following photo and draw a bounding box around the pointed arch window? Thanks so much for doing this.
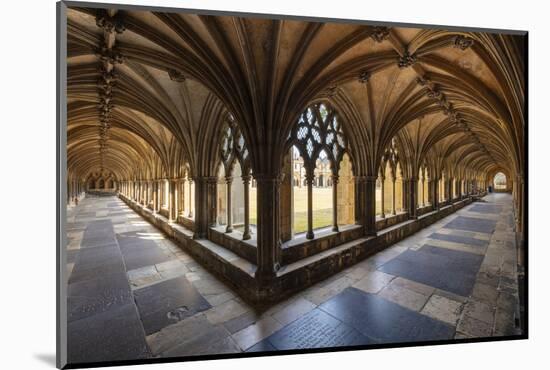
[216,114,252,240]
[286,102,352,239]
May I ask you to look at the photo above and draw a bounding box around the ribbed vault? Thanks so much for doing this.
[66,6,525,274]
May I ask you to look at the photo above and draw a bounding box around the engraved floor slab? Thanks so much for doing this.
[319,288,455,344]
[68,271,133,323]
[67,302,151,364]
[133,275,212,335]
[250,309,373,351]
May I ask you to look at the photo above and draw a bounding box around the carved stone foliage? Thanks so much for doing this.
[168,69,186,82]
[288,102,348,174]
[370,26,390,43]
[398,51,417,69]
[358,70,370,84]
[453,35,474,50]
[95,45,124,65]
[95,9,125,34]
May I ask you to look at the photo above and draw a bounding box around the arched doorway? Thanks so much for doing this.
[494,172,507,190]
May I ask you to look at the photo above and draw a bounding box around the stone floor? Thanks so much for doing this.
[66,193,521,365]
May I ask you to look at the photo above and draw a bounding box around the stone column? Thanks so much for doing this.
[192,177,217,238]
[409,177,418,219]
[305,172,315,240]
[158,181,162,209]
[255,175,282,282]
[152,180,158,213]
[188,179,194,218]
[242,175,252,240]
[225,176,233,233]
[192,177,206,238]
[365,176,377,236]
[391,176,396,215]
[332,174,339,232]
[178,179,184,217]
[207,177,218,228]
[169,179,176,222]
[433,178,440,210]
[280,152,293,242]
[355,176,367,227]
[380,175,385,219]
[402,178,410,214]
[421,177,426,206]
[181,178,186,217]
[146,181,151,206]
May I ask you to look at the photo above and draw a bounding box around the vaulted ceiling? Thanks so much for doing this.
[66,6,525,183]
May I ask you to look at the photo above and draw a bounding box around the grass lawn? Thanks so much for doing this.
[249,187,333,232]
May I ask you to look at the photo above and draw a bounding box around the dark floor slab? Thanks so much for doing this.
[133,276,212,335]
[67,302,151,365]
[379,246,483,296]
[443,216,497,234]
[69,258,126,284]
[264,308,373,350]
[246,339,277,353]
[320,288,455,344]
[68,272,133,322]
[469,204,502,214]
[117,231,159,250]
[428,232,488,248]
[160,324,233,357]
[121,246,171,271]
[72,243,121,267]
[80,220,116,248]
[223,311,260,334]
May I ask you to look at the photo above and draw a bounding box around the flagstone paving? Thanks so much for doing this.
[66,193,522,364]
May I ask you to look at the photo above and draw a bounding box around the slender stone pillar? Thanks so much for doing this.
[433,178,440,210]
[178,179,183,217]
[332,174,339,232]
[422,177,426,206]
[365,176,377,236]
[181,179,186,217]
[225,176,233,233]
[391,177,396,215]
[305,172,315,240]
[355,176,367,227]
[242,175,251,240]
[168,179,176,222]
[188,179,193,218]
[380,175,385,219]
[192,177,217,238]
[152,180,158,213]
[192,177,206,238]
[255,175,281,282]
[409,177,418,219]
[207,177,218,228]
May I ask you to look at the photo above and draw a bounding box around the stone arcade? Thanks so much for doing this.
[65,6,525,364]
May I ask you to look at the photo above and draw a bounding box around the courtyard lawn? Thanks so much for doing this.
[248,186,386,231]
[249,186,333,232]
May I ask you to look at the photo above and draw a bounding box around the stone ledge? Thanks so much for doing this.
[208,227,257,264]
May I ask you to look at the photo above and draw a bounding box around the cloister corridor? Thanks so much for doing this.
[66,192,520,363]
